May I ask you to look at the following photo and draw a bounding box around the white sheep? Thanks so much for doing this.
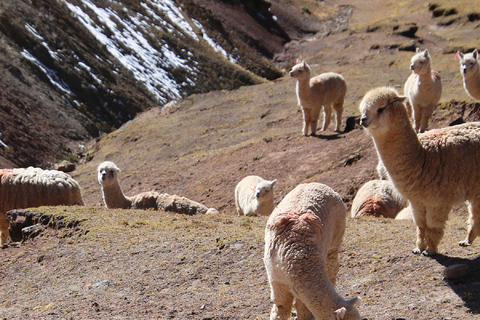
[234,175,276,216]
[0,167,85,245]
[351,179,408,219]
[404,48,442,133]
[289,60,347,135]
[264,183,361,320]
[359,87,480,255]
[97,161,217,215]
[457,49,480,101]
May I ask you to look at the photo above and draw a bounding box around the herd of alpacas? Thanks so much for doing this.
[1,48,480,319]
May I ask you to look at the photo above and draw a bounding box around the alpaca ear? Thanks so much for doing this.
[334,307,346,319]
[270,179,277,187]
[455,51,463,60]
[295,59,300,65]
[395,95,407,103]
[423,49,429,58]
[474,49,478,60]
[416,47,421,53]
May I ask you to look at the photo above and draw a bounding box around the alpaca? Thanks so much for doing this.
[0,167,85,245]
[457,50,480,100]
[289,60,347,135]
[351,179,408,219]
[97,161,217,215]
[234,175,276,216]
[264,183,361,320]
[404,48,442,133]
[359,87,480,255]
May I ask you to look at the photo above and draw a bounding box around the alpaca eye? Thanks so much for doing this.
[377,107,385,114]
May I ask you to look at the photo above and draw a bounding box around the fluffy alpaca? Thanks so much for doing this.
[457,50,480,101]
[97,161,217,215]
[359,87,480,255]
[404,48,442,133]
[351,179,408,219]
[0,167,85,245]
[289,60,347,135]
[264,183,361,320]
[234,175,276,216]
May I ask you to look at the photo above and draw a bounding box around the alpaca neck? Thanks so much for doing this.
[417,68,434,86]
[296,77,312,99]
[101,182,132,209]
[464,70,480,100]
[373,118,425,193]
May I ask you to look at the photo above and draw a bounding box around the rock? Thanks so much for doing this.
[442,264,469,279]
[55,160,76,172]
[22,224,45,239]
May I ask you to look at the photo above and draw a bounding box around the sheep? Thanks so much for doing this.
[0,167,85,245]
[404,48,442,133]
[289,60,347,136]
[234,175,276,216]
[97,161,217,215]
[359,86,480,255]
[351,179,408,219]
[456,49,480,101]
[264,183,361,320]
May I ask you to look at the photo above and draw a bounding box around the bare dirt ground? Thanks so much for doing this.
[2,0,480,319]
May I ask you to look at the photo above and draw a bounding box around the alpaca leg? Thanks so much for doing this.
[423,206,450,256]
[325,247,340,286]
[413,106,422,133]
[302,108,312,136]
[460,200,480,246]
[0,212,10,246]
[321,106,332,131]
[419,107,433,133]
[269,282,294,320]
[411,205,427,254]
[294,299,314,320]
[333,102,343,132]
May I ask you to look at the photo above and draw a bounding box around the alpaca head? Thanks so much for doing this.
[289,60,311,80]
[359,87,408,137]
[97,161,121,187]
[410,48,432,76]
[255,178,276,201]
[457,49,479,78]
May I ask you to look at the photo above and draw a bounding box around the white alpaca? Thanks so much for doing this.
[264,183,361,320]
[404,48,442,133]
[351,179,408,219]
[234,175,276,216]
[359,87,480,255]
[97,161,217,215]
[457,50,480,101]
[289,60,347,135]
[0,167,85,245]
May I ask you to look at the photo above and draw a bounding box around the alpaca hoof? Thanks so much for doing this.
[459,240,471,247]
[412,248,422,254]
[422,249,436,256]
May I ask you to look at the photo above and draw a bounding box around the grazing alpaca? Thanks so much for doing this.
[404,48,442,133]
[0,167,85,245]
[97,161,217,215]
[289,60,347,135]
[264,183,361,319]
[360,87,480,256]
[457,50,480,101]
[234,175,276,216]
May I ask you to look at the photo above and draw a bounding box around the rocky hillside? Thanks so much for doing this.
[0,0,338,168]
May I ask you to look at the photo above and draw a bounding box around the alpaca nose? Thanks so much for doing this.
[360,116,369,127]
[410,64,415,71]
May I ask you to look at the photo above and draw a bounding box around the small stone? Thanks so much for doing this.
[442,264,469,279]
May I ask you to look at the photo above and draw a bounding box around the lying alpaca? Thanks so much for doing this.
[97,161,217,215]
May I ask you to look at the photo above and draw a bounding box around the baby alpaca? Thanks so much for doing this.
[404,48,442,133]
[290,60,347,135]
[235,175,276,216]
[0,167,85,245]
[351,179,408,219]
[360,87,480,255]
[457,50,480,101]
[97,161,217,215]
[264,183,361,320]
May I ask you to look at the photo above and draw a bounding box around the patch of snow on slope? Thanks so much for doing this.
[192,19,237,64]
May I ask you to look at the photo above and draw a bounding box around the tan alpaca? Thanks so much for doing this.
[0,167,85,245]
[97,161,217,215]
[404,48,442,133]
[360,87,480,256]
[289,60,347,136]
[264,183,361,320]
[457,50,480,101]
